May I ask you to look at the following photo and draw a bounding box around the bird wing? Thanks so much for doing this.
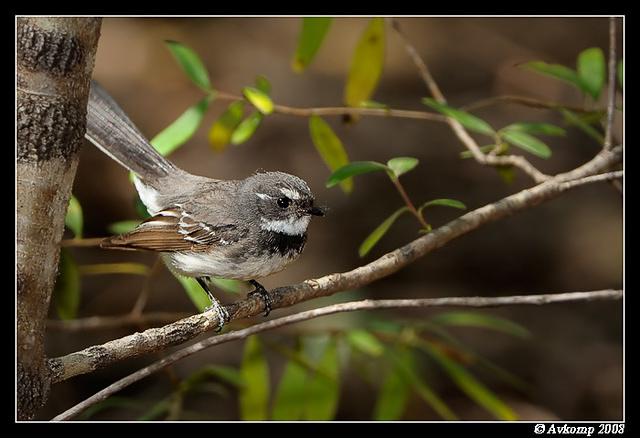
[102,205,239,252]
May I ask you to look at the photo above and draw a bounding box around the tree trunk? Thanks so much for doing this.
[16,16,101,420]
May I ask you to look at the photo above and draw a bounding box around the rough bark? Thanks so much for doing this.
[16,16,101,420]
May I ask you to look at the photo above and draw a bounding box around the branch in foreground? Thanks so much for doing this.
[52,289,622,421]
[47,143,621,385]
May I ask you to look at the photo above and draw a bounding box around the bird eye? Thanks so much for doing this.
[277,197,291,208]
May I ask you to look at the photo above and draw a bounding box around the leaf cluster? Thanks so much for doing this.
[56,18,622,421]
[327,157,465,256]
[79,313,530,421]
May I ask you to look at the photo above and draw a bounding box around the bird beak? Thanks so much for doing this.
[307,206,325,217]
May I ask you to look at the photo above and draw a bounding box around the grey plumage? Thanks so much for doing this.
[85,82,323,326]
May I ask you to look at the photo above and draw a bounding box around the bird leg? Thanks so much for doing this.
[248,279,272,317]
[197,277,230,332]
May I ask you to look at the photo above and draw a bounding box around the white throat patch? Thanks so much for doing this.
[260,215,311,236]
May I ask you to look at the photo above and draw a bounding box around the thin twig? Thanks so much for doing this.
[391,177,430,230]
[275,103,446,122]
[555,170,622,190]
[60,237,104,247]
[448,119,550,183]
[45,311,192,331]
[389,18,550,183]
[460,95,605,114]
[603,17,619,152]
[215,88,446,122]
[388,18,446,103]
[130,257,165,317]
[47,144,622,385]
[51,288,621,421]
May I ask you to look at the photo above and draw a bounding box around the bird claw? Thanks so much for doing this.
[248,280,272,317]
[205,299,230,332]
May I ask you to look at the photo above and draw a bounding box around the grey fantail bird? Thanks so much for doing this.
[85,82,324,328]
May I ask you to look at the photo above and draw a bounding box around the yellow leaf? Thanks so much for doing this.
[292,17,332,72]
[208,101,244,151]
[309,115,352,193]
[344,17,386,108]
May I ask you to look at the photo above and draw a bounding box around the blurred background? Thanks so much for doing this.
[41,17,623,421]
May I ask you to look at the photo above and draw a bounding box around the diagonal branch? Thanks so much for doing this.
[47,143,622,385]
[52,288,621,421]
[390,18,620,184]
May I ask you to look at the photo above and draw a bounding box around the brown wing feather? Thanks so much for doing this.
[101,210,237,252]
[101,215,192,252]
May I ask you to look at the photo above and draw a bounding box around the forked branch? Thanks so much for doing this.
[48,145,622,385]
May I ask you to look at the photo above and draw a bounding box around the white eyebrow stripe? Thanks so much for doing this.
[256,192,272,200]
[280,187,301,200]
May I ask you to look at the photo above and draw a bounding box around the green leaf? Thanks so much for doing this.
[459,144,504,160]
[208,277,243,295]
[230,112,263,145]
[150,95,213,156]
[175,276,241,311]
[578,47,605,101]
[520,60,583,91]
[180,365,244,393]
[176,276,212,312]
[65,195,83,239]
[344,17,385,107]
[255,75,271,95]
[133,194,151,220]
[423,343,517,420]
[206,365,244,388]
[239,335,270,421]
[359,207,409,257]
[373,366,410,421]
[309,115,351,192]
[165,40,212,91]
[385,346,457,420]
[429,312,531,339]
[326,160,388,188]
[53,249,80,320]
[78,262,150,276]
[418,198,467,213]
[303,338,340,421]
[272,345,309,421]
[423,98,495,136]
[502,122,565,136]
[558,108,604,144]
[138,398,174,421]
[208,100,245,151]
[267,338,333,377]
[80,396,154,420]
[358,99,389,109]
[501,130,552,159]
[243,86,274,115]
[345,329,385,356]
[496,165,516,185]
[386,157,419,179]
[293,17,332,72]
[107,219,141,235]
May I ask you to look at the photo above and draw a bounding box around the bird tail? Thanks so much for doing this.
[85,81,179,184]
